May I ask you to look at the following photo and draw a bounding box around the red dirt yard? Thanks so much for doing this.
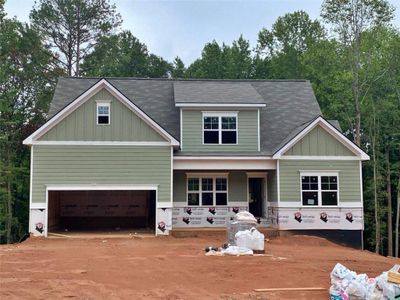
[0,234,398,299]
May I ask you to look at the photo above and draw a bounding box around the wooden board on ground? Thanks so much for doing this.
[254,287,326,292]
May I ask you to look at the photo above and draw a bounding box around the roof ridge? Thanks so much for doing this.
[61,76,309,83]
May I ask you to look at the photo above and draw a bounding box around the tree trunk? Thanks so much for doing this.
[75,5,81,76]
[6,148,12,244]
[396,176,400,258]
[372,111,380,254]
[386,151,393,256]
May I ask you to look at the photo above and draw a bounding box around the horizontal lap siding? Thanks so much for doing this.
[181,110,258,152]
[279,160,361,202]
[39,89,165,142]
[32,145,171,203]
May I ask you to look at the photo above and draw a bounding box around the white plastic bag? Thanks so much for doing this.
[222,245,253,256]
[235,211,257,223]
[235,227,265,251]
[250,227,265,251]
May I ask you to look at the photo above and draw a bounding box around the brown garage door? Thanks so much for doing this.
[48,190,156,231]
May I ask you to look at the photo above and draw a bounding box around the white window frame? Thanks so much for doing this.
[96,101,111,125]
[186,173,229,206]
[202,112,238,145]
[300,172,340,207]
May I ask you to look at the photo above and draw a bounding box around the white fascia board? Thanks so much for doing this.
[272,117,370,160]
[175,103,266,108]
[174,156,273,160]
[23,79,180,146]
[31,141,173,146]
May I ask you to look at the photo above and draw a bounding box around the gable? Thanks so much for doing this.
[283,125,356,156]
[38,88,167,142]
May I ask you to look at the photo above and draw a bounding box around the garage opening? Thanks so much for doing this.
[47,190,156,233]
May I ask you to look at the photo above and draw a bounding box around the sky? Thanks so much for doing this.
[4,0,400,66]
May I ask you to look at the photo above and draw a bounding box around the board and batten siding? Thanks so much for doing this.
[39,89,166,142]
[181,109,259,152]
[173,171,247,203]
[284,125,355,156]
[279,160,361,203]
[31,145,172,203]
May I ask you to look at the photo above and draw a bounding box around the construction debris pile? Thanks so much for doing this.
[330,263,400,300]
[205,211,265,256]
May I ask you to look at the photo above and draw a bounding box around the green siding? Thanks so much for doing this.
[267,171,278,202]
[229,171,248,202]
[173,171,186,202]
[279,160,361,202]
[39,89,165,142]
[172,171,247,203]
[181,110,259,152]
[284,125,355,156]
[32,145,171,203]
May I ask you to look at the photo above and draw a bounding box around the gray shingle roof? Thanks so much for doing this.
[48,77,325,155]
[174,81,265,104]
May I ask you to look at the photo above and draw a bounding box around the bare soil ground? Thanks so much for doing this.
[0,234,398,299]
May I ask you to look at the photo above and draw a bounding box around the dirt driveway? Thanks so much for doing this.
[0,234,397,299]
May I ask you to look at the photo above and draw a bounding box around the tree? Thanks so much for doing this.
[146,54,172,78]
[30,0,122,76]
[321,0,394,146]
[257,11,325,78]
[171,57,186,78]
[0,5,58,243]
[81,31,149,77]
[81,31,172,78]
[225,35,252,79]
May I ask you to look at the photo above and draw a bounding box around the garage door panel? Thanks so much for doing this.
[59,191,148,217]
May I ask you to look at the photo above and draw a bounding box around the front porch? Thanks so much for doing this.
[172,169,278,229]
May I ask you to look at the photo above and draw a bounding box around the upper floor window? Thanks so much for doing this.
[203,112,237,144]
[97,102,110,125]
[301,173,339,206]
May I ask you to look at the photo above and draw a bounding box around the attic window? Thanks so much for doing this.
[96,102,110,125]
[203,112,237,145]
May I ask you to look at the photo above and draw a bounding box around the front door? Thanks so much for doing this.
[248,178,265,218]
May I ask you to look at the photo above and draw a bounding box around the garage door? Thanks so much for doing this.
[47,190,156,232]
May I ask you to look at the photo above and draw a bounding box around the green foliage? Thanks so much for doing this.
[81,31,172,78]
[30,0,122,76]
[0,12,58,243]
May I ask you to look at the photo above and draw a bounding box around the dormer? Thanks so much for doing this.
[174,81,266,152]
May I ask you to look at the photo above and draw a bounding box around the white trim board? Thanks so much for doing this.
[273,117,369,160]
[45,184,159,191]
[174,158,276,170]
[23,79,180,146]
[176,103,266,108]
[30,141,173,146]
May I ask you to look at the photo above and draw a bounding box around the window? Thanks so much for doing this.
[203,113,237,144]
[301,173,339,206]
[187,174,228,206]
[97,102,110,125]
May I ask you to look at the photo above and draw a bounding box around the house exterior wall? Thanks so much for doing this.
[31,145,172,204]
[279,160,361,203]
[38,89,166,142]
[173,170,248,203]
[283,125,355,156]
[181,109,259,152]
[267,171,278,202]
